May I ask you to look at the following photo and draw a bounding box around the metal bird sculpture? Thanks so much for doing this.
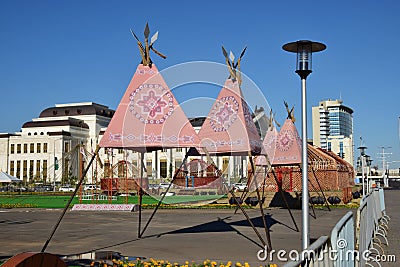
[130,23,166,66]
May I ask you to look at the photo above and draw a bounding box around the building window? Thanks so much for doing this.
[23,160,28,180]
[118,148,124,154]
[43,143,48,153]
[176,148,182,152]
[339,142,344,158]
[37,143,41,153]
[222,158,229,175]
[43,160,47,181]
[17,144,21,154]
[160,160,167,178]
[175,160,182,170]
[10,144,15,154]
[29,160,34,180]
[36,160,41,179]
[16,161,21,178]
[64,142,70,153]
[117,161,127,178]
[104,161,111,178]
[63,158,69,183]
[147,160,152,176]
[10,161,14,176]
[23,144,28,154]
[30,143,34,153]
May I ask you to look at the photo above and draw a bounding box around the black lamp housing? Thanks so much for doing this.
[282,40,326,79]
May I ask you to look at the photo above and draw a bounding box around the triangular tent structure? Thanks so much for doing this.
[197,79,262,155]
[273,118,302,166]
[0,171,21,183]
[99,64,200,150]
[255,126,278,166]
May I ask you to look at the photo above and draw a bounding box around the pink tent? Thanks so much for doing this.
[255,126,278,166]
[99,64,200,151]
[272,119,302,166]
[197,79,262,155]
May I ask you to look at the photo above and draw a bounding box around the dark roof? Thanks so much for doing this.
[48,130,71,136]
[0,133,20,138]
[22,118,89,129]
[39,103,115,119]
[189,117,206,127]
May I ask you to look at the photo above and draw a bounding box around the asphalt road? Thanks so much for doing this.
[0,204,358,266]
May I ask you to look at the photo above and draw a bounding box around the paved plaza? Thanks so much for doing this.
[0,190,399,266]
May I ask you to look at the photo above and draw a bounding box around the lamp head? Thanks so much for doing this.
[283,40,326,79]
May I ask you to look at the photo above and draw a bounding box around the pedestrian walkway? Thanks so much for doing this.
[382,189,399,267]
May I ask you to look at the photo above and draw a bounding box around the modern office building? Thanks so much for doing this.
[0,102,268,185]
[312,99,354,165]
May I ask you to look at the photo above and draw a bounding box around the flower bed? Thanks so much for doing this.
[87,259,278,267]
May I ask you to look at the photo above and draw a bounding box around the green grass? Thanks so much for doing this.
[0,194,226,209]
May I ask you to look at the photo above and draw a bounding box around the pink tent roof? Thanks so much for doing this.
[99,64,200,151]
[197,79,262,155]
[272,119,302,165]
[255,126,278,166]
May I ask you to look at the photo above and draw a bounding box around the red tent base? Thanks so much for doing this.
[1,252,66,267]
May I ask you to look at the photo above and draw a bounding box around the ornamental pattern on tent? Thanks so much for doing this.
[129,84,174,124]
[209,96,239,132]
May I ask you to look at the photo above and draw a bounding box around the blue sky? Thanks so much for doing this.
[1,0,400,169]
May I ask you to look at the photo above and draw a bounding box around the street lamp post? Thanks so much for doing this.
[358,145,367,195]
[283,40,326,250]
[378,146,392,187]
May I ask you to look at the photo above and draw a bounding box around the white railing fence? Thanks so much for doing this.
[283,187,390,267]
[356,187,391,267]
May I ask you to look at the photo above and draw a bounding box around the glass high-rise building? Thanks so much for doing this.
[312,99,354,165]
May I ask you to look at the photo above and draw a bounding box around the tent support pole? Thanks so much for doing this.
[138,151,145,238]
[140,152,189,238]
[248,152,272,252]
[228,186,267,248]
[202,148,267,248]
[41,145,100,252]
[271,168,299,232]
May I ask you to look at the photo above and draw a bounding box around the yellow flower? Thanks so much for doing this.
[211,261,217,266]
[235,263,242,267]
